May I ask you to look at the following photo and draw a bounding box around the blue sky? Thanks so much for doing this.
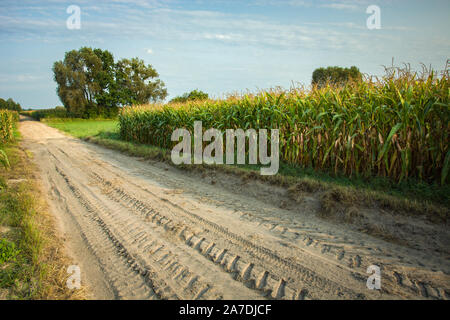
[0,0,449,109]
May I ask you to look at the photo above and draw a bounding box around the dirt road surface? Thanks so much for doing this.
[19,117,449,300]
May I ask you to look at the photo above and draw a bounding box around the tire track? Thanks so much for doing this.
[91,171,366,300]
[55,164,260,300]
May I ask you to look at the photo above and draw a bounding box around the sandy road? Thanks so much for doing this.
[19,116,449,300]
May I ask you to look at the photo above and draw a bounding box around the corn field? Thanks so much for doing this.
[0,110,18,144]
[119,70,450,185]
[0,110,18,169]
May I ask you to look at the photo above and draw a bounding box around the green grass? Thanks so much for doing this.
[0,131,44,298]
[43,118,119,139]
[0,238,20,265]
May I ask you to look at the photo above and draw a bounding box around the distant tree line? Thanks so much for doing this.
[27,106,69,121]
[312,66,362,88]
[53,47,168,118]
[0,98,21,112]
[169,89,209,104]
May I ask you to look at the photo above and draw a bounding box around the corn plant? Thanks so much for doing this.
[119,68,449,184]
[0,149,10,169]
[0,110,18,170]
[0,110,18,144]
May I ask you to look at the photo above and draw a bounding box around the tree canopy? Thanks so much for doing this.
[53,47,167,118]
[169,89,209,104]
[0,98,21,112]
[312,66,362,88]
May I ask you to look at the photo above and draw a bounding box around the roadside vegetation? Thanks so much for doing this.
[0,116,86,299]
[0,110,19,169]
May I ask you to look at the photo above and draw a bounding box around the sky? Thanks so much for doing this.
[0,0,449,109]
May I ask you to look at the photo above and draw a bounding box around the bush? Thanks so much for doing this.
[312,66,362,88]
[169,89,209,104]
[27,107,69,120]
[27,106,119,121]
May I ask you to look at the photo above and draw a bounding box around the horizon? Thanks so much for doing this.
[1,0,449,109]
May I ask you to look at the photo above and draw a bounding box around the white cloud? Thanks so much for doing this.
[0,74,43,83]
[321,3,358,10]
[204,34,232,41]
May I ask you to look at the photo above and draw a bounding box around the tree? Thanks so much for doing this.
[115,58,167,105]
[0,98,6,110]
[0,97,21,112]
[312,66,362,88]
[53,47,167,118]
[170,89,209,103]
[93,48,121,113]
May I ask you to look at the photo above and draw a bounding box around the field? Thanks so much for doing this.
[43,119,119,139]
[120,72,450,185]
[0,110,18,144]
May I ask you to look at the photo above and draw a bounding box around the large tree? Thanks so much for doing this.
[53,47,167,117]
[312,66,362,88]
[53,47,102,116]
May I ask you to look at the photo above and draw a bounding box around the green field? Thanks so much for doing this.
[120,73,450,186]
[44,119,119,139]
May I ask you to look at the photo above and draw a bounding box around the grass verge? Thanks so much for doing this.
[88,132,449,224]
[0,129,86,299]
[42,118,119,139]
